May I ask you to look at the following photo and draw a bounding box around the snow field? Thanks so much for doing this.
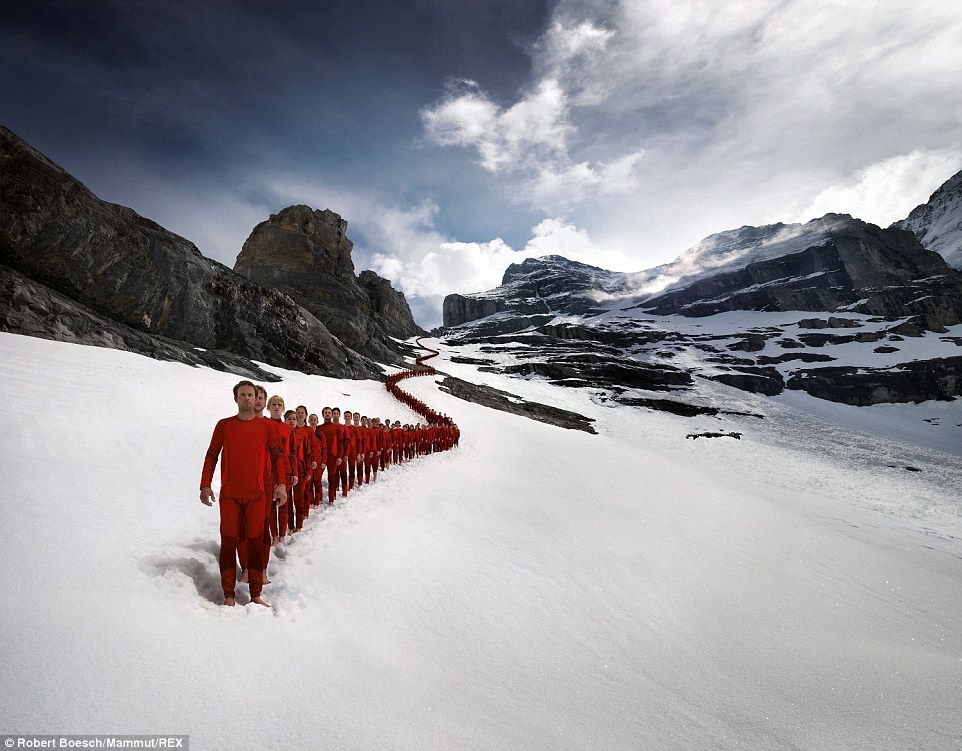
[1,332,960,750]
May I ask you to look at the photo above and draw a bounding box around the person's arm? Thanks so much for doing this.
[199,419,225,505]
[310,429,319,469]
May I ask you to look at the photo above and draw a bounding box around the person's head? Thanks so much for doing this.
[308,413,319,428]
[343,410,353,425]
[233,381,257,412]
[332,407,341,422]
[322,406,333,422]
[285,410,297,426]
[296,405,308,426]
[254,386,268,414]
[233,380,256,401]
[267,395,285,420]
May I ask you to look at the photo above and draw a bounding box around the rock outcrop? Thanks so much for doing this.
[636,218,962,332]
[234,206,423,363]
[0,264,282,381]
[786,357,962,405]
[0,126,422,379]
[443,255,625,327]
[438,375,597,433]
[892,170,962,269]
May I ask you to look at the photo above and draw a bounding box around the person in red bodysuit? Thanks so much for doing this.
[358,416,371,483]
[307,413,327,508]
[283,410,302,536]
[343,410,360,490]
[200,381,286,607]
[238,385,284,587]
[292,405,314,531]
[331,407,350,498]
[266,396,297,545]
[315,406,343,505]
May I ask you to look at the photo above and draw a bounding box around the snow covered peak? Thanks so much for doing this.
[501,255,604,284]
[664,214,859,285]
[891,170,962,268]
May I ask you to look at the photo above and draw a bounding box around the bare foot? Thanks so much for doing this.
[251,596,271,608]
[224,597,236,607]
[239,569,249,584]
[263,570,271,584]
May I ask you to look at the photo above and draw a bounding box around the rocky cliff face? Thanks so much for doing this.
[443,255,627,328]
[0,126,384,379]
[891,170,962,269]
[234,205,423,362]
[438,199,962,407]
[637,218,962,332]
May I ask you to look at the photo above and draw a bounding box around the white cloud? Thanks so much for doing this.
[370,216,640,305]
[788,149,962,226]
[533,19,617,104]
[420,17,646,209]
[422,77,571,174]
[530,148,647,207]
[419,0,962,267]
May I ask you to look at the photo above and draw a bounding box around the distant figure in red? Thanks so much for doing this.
[316,406,343,505]
[307,413,327,508]
[331,407,350,498]
[200,381,286,607]
[292,405,314,531]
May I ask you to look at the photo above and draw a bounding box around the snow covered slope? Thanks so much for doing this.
[1,332,960,750]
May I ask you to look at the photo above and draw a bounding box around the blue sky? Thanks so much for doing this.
[3,0,961,326]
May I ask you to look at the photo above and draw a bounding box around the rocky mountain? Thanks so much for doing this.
[443,255,628,330]
[891,169,962,269]
[0,126,420,380]
[636,216,962,332]
[234,205,423,363]
[440,197,962,407]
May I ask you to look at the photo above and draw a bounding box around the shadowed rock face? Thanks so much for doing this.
[636,220,962,332]
[0,126,380,378]
[234,205,423,362]
[786,357,962,405]
[438,375,597,433]
[891,170,962,269]
[0,264,283,381]
[442,255,624,327]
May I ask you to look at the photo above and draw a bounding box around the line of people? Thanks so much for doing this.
[384,339,456,428]
[199,360,460,607]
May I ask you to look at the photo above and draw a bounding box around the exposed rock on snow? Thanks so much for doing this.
[786,356,962,405]
[0,265,282,381]
[438,375,597,433]
[440,187,962,406]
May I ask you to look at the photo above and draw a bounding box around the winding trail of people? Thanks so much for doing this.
[384,337,458,433]
[199,338,460,607]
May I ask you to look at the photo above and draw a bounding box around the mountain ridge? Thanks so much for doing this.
[0,126,421,379]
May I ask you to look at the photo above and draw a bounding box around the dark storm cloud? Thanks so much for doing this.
[0,0,554,196]
[2,0,147,69]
